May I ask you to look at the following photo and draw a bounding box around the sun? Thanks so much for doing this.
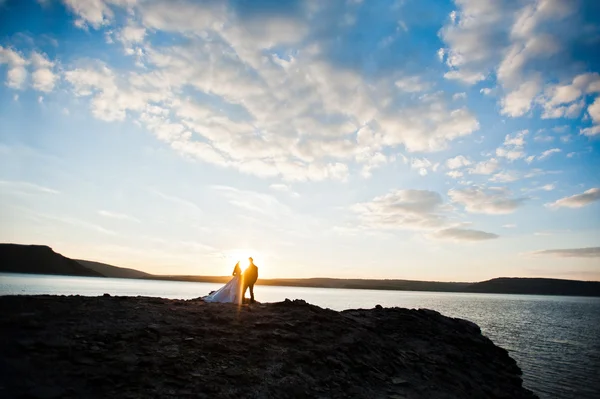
[226,249,265,272]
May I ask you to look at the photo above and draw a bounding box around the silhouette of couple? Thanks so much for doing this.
[203,257,259,304]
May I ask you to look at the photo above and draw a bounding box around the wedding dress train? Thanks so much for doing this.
[203,275,242,304]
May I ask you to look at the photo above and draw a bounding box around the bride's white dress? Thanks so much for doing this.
[203,275,242,304]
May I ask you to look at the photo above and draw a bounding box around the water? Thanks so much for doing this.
[1,273,599,399]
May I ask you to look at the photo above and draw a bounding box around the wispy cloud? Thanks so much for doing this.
[531,247,600,258]
[448,187,527,215]
[431,227,499,242]
[546,188,600,209]
[351,189,448,231]
[211,185,288,215]
[538,148,561,160]
[29,212,117,236]
[0,180,59,195]
[149,189,203,214]
[98,210,140,223]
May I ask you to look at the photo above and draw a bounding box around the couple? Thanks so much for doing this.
[203,257,259,304]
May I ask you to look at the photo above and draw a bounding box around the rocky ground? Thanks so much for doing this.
[0,295,537,399]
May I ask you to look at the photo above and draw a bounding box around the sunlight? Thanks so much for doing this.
[226,248,265,272]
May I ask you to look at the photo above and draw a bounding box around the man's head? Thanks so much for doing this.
[248,257,254,264]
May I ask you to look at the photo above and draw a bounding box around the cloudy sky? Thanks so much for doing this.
[0,0,599,281]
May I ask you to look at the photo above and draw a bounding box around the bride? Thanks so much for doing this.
[203,262,243,304]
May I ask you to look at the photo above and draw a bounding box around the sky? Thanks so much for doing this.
[0,0,599,281]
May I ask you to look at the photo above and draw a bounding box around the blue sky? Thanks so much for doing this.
[0,0,599,281]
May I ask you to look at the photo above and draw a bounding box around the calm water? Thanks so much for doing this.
[1,273,599,399]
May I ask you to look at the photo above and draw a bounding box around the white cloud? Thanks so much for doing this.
[449,186,527,214]
[538,148,561,160]
[502,224,517,228]
[546,188,600,209]
[580,125,600,137]
[55,1,481,182]
[0,46,28,89]
[540,184,556,191]
[501,79,540,117]
[439,1,518,85]
[496,147,525,161]
[62,0,124,29]
[31,52,58,92]
[468,158,499,175]
[504,129,528,146]
[480,87,493,96]
[490,171,520,183]
[446,170,463,179]
[394,76,431,93]
[118,23,146,44]
[446,155,471,169]
[358,150,388,178]
[587,96,600,125]
[351,189,447,230]
[431,227,499,241]
[496,129,528,161]
[540,73,600,119]
[32,68,57,92]
[531,247,600,258]
[443,69,485,84]
[452,92,467,100]
[410,157,439,176]
[437,47,445,61]
[440,0,585,119]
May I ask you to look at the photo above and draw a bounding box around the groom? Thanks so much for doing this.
[242,257,259,303]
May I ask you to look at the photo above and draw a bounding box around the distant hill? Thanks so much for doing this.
[76,259,152,279]
[0,244,104,277]
[2,243,599,297]
[149,275,471,292]
[259,277,472,292]
[465,277,600,297]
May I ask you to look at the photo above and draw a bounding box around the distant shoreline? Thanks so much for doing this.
[3,271,600,297]
[1,244,599,297]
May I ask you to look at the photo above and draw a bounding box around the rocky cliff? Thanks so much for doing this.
[0,295,537,399]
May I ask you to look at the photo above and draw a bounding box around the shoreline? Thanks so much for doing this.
[0,294,537,398]
[3,271,600,298]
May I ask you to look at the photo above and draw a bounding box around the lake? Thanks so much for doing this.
[1,272,599,399]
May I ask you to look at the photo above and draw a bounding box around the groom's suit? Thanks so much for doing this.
[242,263,259,303]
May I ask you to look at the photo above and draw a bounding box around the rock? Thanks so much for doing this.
[75,356,96,365]
[0,295,538,399]
[26,386,65,399]
[103,293,110,297]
